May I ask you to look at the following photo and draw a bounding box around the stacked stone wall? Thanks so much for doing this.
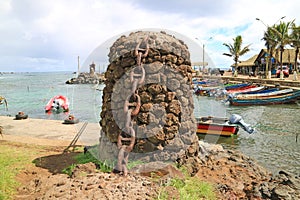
[100,31,198,162]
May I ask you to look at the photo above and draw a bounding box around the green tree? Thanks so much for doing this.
[262,26,278,78]
[272,20,294,79]
[290,23,300,79]
[223,35,251,77]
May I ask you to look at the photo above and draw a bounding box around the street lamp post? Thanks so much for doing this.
[256,16,286,79]
[195,37,212,75]
[202,43,205,73]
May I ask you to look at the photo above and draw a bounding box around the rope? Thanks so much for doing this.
[64,121,88,152]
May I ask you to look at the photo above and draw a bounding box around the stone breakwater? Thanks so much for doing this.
[65,72,105,84]
[99,31,198,163]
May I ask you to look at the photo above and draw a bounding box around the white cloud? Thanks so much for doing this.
[0,0,299,71]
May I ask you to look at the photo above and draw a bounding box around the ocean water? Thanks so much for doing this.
[194,96,300,176]
[0,72,299,175]
[0,72,102,123]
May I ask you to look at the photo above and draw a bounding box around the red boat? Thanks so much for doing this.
[45,95,69,114]
[196,116,239,136]
[226,85,257,93]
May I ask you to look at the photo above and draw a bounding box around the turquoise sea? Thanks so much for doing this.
[0,71,299,175]
[0,72,102,122]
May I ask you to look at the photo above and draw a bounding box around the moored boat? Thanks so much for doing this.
[245,87,279,94]
[45,95,70,114]
[229,90,300,106]
[196,116,239,137]
[224,83,250,90]
[234,88,294,100]
[15,111,28,120]
[196,114,255,136]
[63,114,79,124]
[194,86,219,96]
[226,85,265,95]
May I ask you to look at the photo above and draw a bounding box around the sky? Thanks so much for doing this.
[0,0,299,72]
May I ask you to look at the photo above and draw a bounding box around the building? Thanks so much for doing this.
[235,54,258,75]
[255,49,299,74]
[234,48,300,76]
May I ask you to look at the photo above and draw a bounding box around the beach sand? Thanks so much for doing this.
[0,116,100,147]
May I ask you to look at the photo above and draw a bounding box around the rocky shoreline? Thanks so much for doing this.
[15,141,300,200]
[195,141,300,199]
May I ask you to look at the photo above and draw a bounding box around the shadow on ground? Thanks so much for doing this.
[33,151,80,174]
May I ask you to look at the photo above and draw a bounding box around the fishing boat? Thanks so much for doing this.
[193,79,221,96]
[45,95,70,114]
[245,87,279,95]
[226,85,265,95]
[196,116,239,136]
[229,90,300,106]
[234,88,293,100]
[194,85,219,96]
[224,83,250,90]
[196,114,255,136]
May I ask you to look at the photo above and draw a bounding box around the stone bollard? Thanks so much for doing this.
[99,30,199,173]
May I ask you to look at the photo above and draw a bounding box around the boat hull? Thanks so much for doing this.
[229,90,300,106]
[196,117,239,136]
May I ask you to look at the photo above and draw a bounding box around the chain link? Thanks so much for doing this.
[115,36,149,175]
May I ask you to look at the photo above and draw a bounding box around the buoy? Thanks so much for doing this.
[63,114,79,124]
[15,111,28,120]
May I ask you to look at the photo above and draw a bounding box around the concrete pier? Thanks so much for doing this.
[0,116,100,146]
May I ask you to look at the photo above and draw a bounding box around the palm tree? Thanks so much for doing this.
[262,26,278,79]
[223,35,251,77]
[290,23,300,80]
[271,20,295,79]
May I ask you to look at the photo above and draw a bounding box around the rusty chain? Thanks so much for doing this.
[115,36,149,175]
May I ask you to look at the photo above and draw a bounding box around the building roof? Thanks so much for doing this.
[255,48,299,64]
[232,48,299,68]
[237,54,258,67]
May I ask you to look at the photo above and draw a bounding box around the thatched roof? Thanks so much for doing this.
[237,54,258,67]
[230,54,258,67]
[255,48,299,64]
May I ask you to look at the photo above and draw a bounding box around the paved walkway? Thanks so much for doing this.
[196,71,300,90]
[0,116,100,146]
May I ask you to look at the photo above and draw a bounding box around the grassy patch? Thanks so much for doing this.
[157,165,217,200]
[62,145,145,175]
[61,164,77,176]
[177,177,216,200]
[0,142,37,200]
[62,145,115,175]
[158,177,216,200]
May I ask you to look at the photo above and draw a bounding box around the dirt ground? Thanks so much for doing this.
[1,132,220,199]
[1,116,299,199]
[8,137,298,200]
[5,140,161,200]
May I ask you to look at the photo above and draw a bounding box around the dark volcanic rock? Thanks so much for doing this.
[99,30,198,165]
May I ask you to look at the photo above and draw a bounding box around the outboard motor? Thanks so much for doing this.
[229,114,254,134]
[222,92,234,104]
